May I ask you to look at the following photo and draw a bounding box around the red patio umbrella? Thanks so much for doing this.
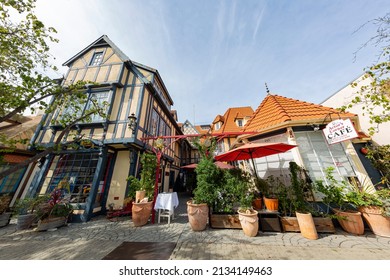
[214,142,297,178]
[181,161,235,170]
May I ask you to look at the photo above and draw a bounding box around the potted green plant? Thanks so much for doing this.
[0,194,12,227]
[237,187,258,237]
[314,167,364,235]
[263,175,280,211]
[13,194,49,230]
[35,189,73,231]
[252,177,269,210]
[346,185,390,237]
[187,137,217,231]
[126,153,156,227]
[209,168,252,229]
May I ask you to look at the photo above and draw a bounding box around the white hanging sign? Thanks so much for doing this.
[323,118,358,145]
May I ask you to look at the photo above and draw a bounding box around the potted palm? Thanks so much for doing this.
[126,153,156,227]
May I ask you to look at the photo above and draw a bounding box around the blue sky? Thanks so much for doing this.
[35,0,389,125]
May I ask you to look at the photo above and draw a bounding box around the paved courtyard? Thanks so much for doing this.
[1,192,390,260]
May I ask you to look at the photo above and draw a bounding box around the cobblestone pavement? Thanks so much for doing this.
[1,192,390,260]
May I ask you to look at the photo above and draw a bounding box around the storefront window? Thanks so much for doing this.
[295,131,356,183]
[43,153,99,203]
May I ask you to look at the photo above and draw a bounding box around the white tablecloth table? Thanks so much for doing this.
[154,192,179,223]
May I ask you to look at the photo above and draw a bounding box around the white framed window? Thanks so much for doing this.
[90,52,103,66]
[214,122,221,130]
[58,90,110,123]
[295,131,356,183]
[85,91,110,122]
[237,119,243,127]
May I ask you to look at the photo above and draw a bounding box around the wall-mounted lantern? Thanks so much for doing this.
[128,113,137,134]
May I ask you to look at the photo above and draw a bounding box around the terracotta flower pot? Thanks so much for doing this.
[252,198,263,210]
[132,201,153,227]
[187,200,209,231]
[333,209,364,235]
[359,206,390,238]
[296,212,318,240]
[238,209,259,237]
[263,197,278,211]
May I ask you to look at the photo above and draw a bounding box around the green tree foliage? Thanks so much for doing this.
[342,13,390,135]
[0,0,106,180]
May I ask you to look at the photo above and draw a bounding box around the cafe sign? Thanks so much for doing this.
[323,118,358,145]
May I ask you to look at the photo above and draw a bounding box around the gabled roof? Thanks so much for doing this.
[63,35,130,66]
[212,106,254,133]
[243,94,357,132]
[195,124,211,134]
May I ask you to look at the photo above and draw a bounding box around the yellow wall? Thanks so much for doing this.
[106,151,130,209]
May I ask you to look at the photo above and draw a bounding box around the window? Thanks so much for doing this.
[59,90,110,123]
[44,153,99,203]
[295,131,356,183]
[0,165,26,194]
[237,119,243,127]
[90,52,103,66]
[215,122,221,130]
[85,91,110,122]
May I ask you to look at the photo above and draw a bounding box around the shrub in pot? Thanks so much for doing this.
[126,153,156,227]
[13,195,50,230]
[346,186,390,237]
[237,189,258,237]
[187,137,219,231]
[314,167,364,235]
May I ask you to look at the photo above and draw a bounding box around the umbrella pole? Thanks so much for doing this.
[250,157,259,181]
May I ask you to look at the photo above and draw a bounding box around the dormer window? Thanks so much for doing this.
[215,122,221,130]
[90,52,103,66]
[236,119,243,127]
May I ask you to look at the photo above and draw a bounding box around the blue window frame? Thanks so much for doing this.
[0,165,26,194]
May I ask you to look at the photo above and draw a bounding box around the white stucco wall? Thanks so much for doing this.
[321,74,390,146]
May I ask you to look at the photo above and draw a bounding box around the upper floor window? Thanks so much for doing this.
[236,119,243,127]
[59,90,110,123]
[214,122,221,130]
[90,52,103,66]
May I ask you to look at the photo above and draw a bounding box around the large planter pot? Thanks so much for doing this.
[263,197,278,211]
[252,198,263,210]
[359,206,390,238]
[210,213,241,229]
[296,212,318,240]
[132,201,153,227]
[333,209,364,235]
[0,213,11,227]
[238,209,259,237]
[36,216,67,231]
[187,201,209,231]
[17,213,36,230]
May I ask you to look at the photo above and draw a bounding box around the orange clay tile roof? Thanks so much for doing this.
[244,94,357,132]
[212,106,254,133]
[195,125,211,134]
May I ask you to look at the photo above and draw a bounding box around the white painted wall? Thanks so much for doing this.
[321,74,390,146]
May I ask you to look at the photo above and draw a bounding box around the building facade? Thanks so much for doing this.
[25,35,188,221]
[240,93,377,195]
